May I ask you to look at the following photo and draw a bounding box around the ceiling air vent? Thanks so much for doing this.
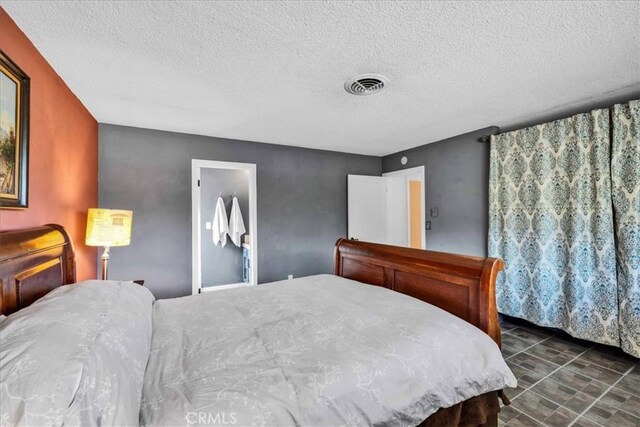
[344,74,389,96]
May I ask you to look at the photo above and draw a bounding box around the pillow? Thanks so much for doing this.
[0,280,155,426]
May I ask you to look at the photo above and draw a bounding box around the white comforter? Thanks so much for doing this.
[141,275,516,426]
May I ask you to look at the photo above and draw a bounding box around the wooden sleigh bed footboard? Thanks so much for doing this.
[334,238,505,348]
[0,225,76,316]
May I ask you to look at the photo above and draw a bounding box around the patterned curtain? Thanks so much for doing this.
[488,109,620,346]
[612,100,640,358]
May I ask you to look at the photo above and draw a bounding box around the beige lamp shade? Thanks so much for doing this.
[85,208,133,247]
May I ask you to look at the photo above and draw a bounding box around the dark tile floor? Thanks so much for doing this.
[498,316,640,427]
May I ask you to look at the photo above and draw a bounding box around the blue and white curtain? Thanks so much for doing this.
[489,100,640,357]
[489,109,619,347]
[612,100,640,357]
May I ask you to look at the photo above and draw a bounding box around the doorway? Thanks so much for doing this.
[347,166,425,249]
[191,159,257,294]
[383,166,426,249]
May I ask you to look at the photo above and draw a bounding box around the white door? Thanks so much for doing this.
[347,175,387,244]
[347,175,408,245]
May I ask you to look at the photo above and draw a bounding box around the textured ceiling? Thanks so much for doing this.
[2,1,639,155]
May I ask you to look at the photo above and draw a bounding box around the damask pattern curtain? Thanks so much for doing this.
[612,100,640,358]
[488,109,620,347]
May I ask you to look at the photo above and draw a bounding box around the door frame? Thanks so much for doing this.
[382,166,426,249]
[191,159,258,294]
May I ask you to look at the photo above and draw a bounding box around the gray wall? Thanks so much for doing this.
[200,168,248,287]
[380,95,640,258]
[382,127,498,257]
[99,124,381,299]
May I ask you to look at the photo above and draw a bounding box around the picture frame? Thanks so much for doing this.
[0,49,30,209]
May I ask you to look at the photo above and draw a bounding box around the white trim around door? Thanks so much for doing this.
[382,166,426,249]
[191,159,258,295]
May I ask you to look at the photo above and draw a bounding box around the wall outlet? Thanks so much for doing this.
[426,221,431,230]
[288,275,293,280]
[205,221,212,230]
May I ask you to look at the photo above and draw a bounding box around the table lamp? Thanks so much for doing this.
[85,208,133,280]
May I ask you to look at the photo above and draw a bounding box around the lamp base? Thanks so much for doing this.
[100,246,110,280]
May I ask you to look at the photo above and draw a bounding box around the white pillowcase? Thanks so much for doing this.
[0,280,155,426]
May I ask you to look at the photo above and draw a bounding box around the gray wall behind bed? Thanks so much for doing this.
[381,127,497,258]
[379,94,640,258]
[99,124,381,299]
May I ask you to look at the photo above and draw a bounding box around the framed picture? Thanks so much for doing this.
[0,50,29,209]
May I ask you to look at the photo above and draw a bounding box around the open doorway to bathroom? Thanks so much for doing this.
[191,159,257,294]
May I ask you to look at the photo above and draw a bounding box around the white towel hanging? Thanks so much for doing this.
[228,196,246,247]
[212,196,229,247]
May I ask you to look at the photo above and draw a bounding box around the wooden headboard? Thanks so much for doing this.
[0,226,504,348]
[0,225,76,316]
[334,238,504,347]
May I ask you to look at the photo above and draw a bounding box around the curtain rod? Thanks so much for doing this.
[476,95,639,143]
[477,127,501,143]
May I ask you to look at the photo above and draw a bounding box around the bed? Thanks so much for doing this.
[0,225,515,426]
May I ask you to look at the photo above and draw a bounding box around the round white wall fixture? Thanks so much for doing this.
[401,156,408,165]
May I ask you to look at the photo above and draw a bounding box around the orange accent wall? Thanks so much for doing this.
[0,8,98,280]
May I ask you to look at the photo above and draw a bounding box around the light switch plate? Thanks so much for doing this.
[426,221,431,230]
[205,221,212,230]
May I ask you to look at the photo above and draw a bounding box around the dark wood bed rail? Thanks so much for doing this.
[0,225,76,316]
[334,238,504,347]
